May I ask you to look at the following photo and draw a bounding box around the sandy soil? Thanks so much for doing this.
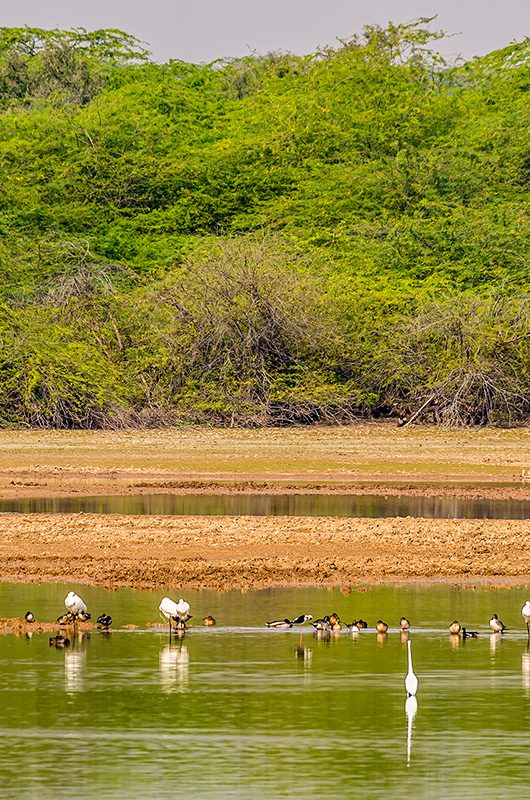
[0,513,528,591]
[0,426,528,591]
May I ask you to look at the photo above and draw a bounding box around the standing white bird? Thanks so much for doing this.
[405,639,418,697]
[176,598,191,620]
[65,591,87,617]
[522,601,530,637]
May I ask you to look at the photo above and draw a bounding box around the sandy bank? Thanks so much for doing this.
[0,513,528,591]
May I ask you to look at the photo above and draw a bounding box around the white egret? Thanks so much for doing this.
[64,591,87,623]
[522,600,530,637]
[405,639,418,697]
[489,613,506,634]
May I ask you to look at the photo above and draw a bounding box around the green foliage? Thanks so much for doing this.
[0,22,528,427]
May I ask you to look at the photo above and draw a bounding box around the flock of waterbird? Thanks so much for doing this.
[24,592,530,698]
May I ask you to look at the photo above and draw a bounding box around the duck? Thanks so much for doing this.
[49,634,71,648]
[376,620,389,634]
[57,612,75,625]
[400,617,411,631]
[311,616,331,631]
[449,620,461,635]
[24,611,35,623]
[96,613,112,630]
[355,619,368,629]
[489,613,506,634]
[202,616,217,626]
[266,619,293,629]
[462,627,478,639]
[77,610,91,622]
[329,613,341,626]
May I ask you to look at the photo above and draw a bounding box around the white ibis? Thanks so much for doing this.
[405,639,418,697]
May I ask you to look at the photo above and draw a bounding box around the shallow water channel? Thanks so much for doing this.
[1,582,530,798]
[0,492,528,518]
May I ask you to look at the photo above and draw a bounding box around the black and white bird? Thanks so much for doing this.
[159,596,191,636]
[97,613,112,630]
[462,628,478,639]
[24,611,35,623]
[291,614,313,633]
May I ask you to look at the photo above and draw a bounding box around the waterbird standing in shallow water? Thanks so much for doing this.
[376,620,389,634]
[489,613,506,634]
[449,620,461,635]
[522,601,530,637]
[405,639,418,697]
[159,596,181,637]
[291,614,313,634]
[266,619,293,629]
[311,616,331,631]
[65,591,88,620]
[400,617,410,631]
[24,611,35,623]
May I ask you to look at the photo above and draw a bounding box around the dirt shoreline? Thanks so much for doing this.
[0,426,528,591]
[0,513,528,591]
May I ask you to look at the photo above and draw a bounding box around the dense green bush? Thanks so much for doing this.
[0,22,528,427]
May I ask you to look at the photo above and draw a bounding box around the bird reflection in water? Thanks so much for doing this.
[159,643,189,694]
[522,644,530,698]
[64,640,87,695]
[400,630,410,645]
[405,695,418,767]
[376,632,388,647]
[490,632,502,657]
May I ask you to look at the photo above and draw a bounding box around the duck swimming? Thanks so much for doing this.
[202,616,217,626]
[462,628,478,639]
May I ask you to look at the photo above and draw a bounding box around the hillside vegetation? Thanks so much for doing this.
[0,22,528,428]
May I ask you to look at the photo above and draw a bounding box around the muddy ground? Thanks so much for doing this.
[0,425,528,591]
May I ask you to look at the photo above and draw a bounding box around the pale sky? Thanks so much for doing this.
[0,1,528,64]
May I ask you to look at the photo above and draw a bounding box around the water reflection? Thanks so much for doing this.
[405,695,418,767]
[490,632,502,657]
[522,647,530,698]
[0,492,527,520]
[159,643,189,693]
[64,647,86,694]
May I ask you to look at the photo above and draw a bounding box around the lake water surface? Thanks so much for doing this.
[0,492,527,519]
[1,583,530,798]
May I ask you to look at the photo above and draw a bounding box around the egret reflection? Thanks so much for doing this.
[64,648,86,694]
[522,647,530,698]
[159,643,189,693]
[405,695,418,767]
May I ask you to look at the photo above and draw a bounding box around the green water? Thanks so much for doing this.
[1,583,530,799]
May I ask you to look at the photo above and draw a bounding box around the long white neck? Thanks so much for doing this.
[407,640,413,672]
